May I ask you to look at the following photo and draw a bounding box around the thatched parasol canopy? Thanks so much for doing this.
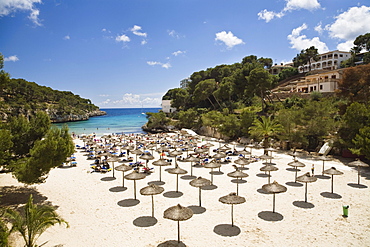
[140,183,164,196]
[115,164,132,172]
[297,172,318,183]
[167,167,187,175]
[262,181,287,194]
[189,177,211,188]
[323,167,344,176]
[164,204,193,221]
[125,171,146,180]
[219,192,246,205]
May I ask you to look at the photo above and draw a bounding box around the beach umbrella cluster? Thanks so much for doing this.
[76,132,357,246]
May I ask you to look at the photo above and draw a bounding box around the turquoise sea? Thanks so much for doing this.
[53,108,161,136]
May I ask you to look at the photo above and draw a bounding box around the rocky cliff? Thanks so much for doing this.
[49,109,107,123]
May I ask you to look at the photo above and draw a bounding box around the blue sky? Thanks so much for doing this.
[1,0,370,108]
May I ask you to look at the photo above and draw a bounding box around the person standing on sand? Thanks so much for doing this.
[311,164,315,176]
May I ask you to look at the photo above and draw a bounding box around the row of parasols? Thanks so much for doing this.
[79,136,369,245]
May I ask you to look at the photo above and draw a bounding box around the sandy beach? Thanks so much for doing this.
[1,134,369,247]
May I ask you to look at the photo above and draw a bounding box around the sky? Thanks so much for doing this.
[1,0,370,108]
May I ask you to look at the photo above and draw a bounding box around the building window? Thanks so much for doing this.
[320,85,323,90]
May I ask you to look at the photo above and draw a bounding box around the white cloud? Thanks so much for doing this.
[0,0,42,26]
[287,23,329,53]
[172,50,185,56]
[161,63,171,69]
[258,0,321,22]
[168,30,182,39]
[63,35,70,40]
[130,25,147,37]
[115,34,130,43]
[314,22,323,35]
[4,55,19,62]
[147,61,171,69]
[215,31,244,49]
[325,5,370,51]
[283,0,321,12]
[141,40,147,45]
[337,40,354,52]
[257,9,284,23]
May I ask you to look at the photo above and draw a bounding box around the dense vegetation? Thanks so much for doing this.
[0,53,77,184]
[0,53,101,122]
[148,34,370,158]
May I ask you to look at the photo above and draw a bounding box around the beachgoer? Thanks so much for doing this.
[311,164,315,176]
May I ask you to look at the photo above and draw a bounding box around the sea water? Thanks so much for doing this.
[53,108,161,136]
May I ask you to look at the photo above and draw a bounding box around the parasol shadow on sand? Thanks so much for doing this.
[157,240,186,247]
[163,204,193,244]
[213,224,241,237]
[257,211,284,222]
[133,216,158,228]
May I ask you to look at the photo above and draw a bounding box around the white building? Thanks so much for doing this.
[161,100,177,113]
[298,50,351,73]
[180,78,190,89]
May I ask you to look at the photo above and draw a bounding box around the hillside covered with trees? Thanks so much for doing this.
[146,34,370,159]
[0,53,105,123]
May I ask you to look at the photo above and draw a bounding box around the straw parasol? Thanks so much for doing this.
[124,171,146,199]
[183,156,200,177]
[219,193,246,227]
[167,166,187,192]
[140,184,164,217]
[131,149,144,162]
[169,150,183,167]
[259,154,273,160]
[204,161,221,185]
[234,157,250,169]
[262,181,287,213]
[107,156,121,178]
[348,159,369,185]
[139,153,154,168]
[212,152,226,171]
[189,177,211,207]
[163,204,193,243]
[296,172,318,202]
[227,165,249,195]
[115,164,132,187]
[323,167,344,194]
[238,149,250,156]
[121,145,135,157]
[260,164,278,184]
[287,160,306,182]
[152,159,171,182]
